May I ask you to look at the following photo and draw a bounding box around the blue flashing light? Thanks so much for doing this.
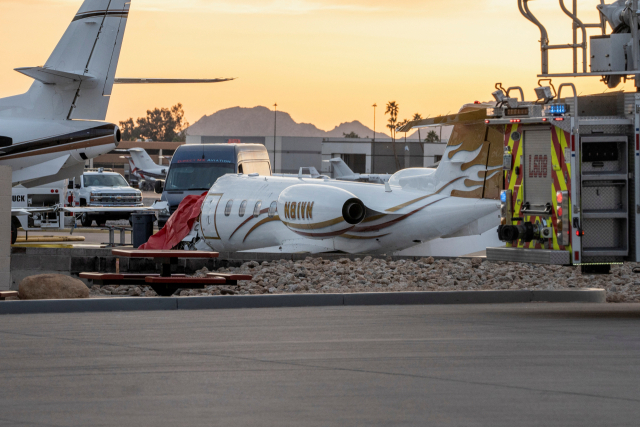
[548,104,567,116]
[500,191,507,203]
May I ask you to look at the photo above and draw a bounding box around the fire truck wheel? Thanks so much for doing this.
[80,213,93,227]
[10,219,18,245]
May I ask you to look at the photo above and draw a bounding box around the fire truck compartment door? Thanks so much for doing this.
[523,130,552,209]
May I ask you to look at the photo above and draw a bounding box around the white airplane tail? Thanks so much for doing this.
[129,148,160,171]
[0,0,130,121]
[433,105,503,200]
[329,158,356,178]
[393,103,503,200]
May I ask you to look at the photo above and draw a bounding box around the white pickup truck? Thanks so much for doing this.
[72,169,143,226]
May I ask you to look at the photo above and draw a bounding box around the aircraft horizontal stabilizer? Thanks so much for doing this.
[114,78,235,84]
[12,154,69,185]
[15,67,94,86]
[396,108,487,133]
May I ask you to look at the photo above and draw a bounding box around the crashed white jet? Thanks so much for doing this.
[179,106,503,254]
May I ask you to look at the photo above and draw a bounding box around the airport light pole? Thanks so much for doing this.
[273,103,277,174]
[372,103,377,142]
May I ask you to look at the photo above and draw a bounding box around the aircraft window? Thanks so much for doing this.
[239,200,248,217]
[253,201,262,218]
[224,200,233,216]
[268,201,277,218]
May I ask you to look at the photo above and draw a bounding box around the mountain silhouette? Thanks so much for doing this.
[187,106,392,139]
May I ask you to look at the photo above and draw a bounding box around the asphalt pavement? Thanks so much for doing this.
[0,303,638,426]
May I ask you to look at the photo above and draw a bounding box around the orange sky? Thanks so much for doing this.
[0,0,635,133]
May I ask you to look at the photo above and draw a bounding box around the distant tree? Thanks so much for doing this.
[343,131,360,138]
[385,101,400,170]
[119,103,189,142]
[425,130,440,143]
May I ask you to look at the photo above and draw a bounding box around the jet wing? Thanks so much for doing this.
[63,201,168,214]
[62,206,163,214]
[396,108,488,133]
[114,78,235,84]
[11,207,54,216]
[12,155,70,185]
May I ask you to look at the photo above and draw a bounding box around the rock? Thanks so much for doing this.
[18,274,89,300]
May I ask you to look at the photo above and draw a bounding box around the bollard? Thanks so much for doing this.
[131,213,155,248]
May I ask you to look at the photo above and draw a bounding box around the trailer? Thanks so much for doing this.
[12,180,69,234]
[480,0,640,273]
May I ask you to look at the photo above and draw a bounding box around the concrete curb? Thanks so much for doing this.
[0,289,606,315]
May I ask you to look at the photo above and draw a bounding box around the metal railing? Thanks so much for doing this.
[518,0,608,77]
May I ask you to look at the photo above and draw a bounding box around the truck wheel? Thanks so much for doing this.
[11,219,18,245]
[81,213,93,227]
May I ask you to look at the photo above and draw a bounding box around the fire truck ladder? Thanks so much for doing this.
[518,0,640,87]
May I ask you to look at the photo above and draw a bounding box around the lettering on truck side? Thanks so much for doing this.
[284,201,314,220]
[528,155,548,178]
[12,195,25,202]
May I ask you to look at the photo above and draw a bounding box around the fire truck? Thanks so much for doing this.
[399,0,640,273]
[487,0,640,273]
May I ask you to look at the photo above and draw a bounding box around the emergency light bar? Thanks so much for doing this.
[547,104,568,116]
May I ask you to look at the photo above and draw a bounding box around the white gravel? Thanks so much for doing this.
[88,257,640,302]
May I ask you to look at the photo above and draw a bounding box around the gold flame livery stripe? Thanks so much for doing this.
[385,177,464,213]
[243,216,280,242]
[229,208,270,239]
[282,217,344,230]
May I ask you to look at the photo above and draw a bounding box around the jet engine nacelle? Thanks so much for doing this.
[277,184,366,238]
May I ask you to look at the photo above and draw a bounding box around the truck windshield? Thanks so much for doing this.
[164,163,236,191]
[83,174,129,187]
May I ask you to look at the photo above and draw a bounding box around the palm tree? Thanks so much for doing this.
[412,113,423,141]
[385,101,400,170]
[425,130,440,143]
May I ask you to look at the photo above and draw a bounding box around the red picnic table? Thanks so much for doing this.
[80,249,252,296]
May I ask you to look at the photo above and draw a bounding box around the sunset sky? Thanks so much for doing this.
[0,0,633,133]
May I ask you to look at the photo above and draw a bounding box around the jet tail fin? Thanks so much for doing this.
[129,148,161,171]
[329,158,356,178]
[399,104,503,200]
[0,0,130,121]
